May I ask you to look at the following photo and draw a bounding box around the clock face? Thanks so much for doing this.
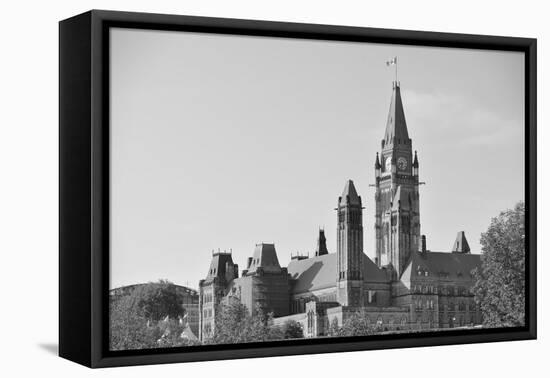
[397,157,408,170]
[385,156,392,171]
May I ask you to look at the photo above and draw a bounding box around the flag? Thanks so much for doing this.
[386,57,397,66]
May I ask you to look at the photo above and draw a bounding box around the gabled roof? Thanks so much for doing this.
[246,243,282,274]
[383,84,409,145]
[339,180,362,206]
[452,231,471,253]
[402,251,481,282]
[287,253,390,294]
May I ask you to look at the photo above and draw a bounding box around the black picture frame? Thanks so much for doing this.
[59,9,537,368]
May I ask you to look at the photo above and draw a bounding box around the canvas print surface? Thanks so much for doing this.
[108,28,525,351]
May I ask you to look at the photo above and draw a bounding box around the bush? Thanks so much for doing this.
[281,320,304,339]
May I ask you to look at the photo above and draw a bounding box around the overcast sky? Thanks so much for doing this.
[109,27,524,289]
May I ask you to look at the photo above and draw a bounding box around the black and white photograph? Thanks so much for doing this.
[107,27,526,351]
[2,0,547,374]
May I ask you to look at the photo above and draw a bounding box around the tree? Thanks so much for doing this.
[109,295,162,350]
[337,310,380,337]
[473,201,525,327]
[328,318,340,337]
[109,280,191,350]
[208,301,284,344]
[281,320,304,339]
[132,280,184,321]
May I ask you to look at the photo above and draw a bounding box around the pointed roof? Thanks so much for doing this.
[383,83,409,146]
[339,179,361,206]
[246,243,282,274]
[452,231,471,254]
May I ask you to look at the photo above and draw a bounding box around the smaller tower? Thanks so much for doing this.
[336,180,364,307]
[315,229,329,256]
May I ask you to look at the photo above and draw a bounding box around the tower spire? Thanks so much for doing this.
[383,83,409,147]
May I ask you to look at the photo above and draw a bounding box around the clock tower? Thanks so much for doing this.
[374,82,421,279]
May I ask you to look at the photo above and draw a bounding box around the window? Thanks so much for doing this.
[307,311,315,334]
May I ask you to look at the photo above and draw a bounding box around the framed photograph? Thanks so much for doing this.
[59,10,536,368]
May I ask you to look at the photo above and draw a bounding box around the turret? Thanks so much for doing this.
[413,150,419,176]
[315,229,329,256]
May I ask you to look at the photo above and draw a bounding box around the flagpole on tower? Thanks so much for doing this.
[386,56,398,84]
[395,56,398,83]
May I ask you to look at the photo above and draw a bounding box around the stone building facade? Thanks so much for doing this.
[198,82,482,341]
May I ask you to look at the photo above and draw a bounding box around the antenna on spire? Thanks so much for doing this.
[386,56,398,84]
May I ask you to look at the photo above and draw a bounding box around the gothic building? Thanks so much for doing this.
[198,82,482,341]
